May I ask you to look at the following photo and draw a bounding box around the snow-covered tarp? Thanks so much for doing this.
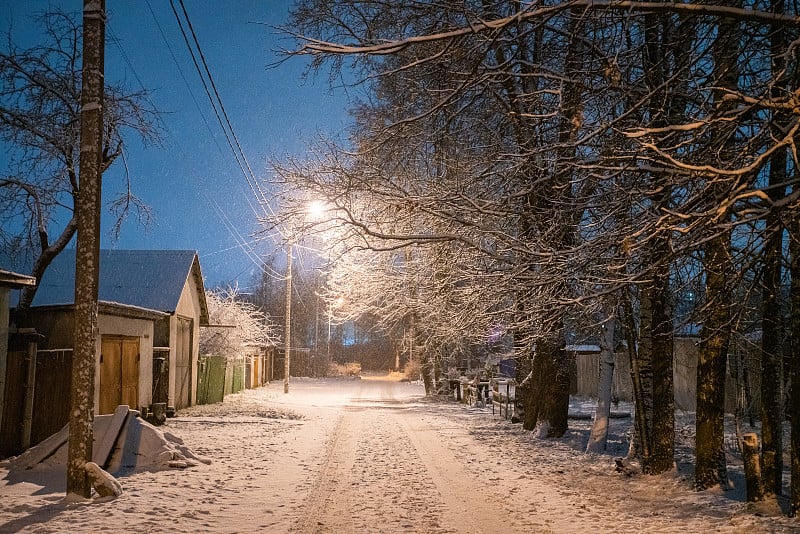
[4,411,209,476]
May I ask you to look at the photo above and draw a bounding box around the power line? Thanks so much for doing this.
[106,24,147,93]
[143,0,223,155]
[169,0,273,223]
[143,0,277,277]
[176,0,270,205]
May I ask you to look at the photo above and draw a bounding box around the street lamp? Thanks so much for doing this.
[284,199,330,394]
[284,242,292,394]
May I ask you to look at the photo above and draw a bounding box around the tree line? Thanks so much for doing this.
[264,0,800,515]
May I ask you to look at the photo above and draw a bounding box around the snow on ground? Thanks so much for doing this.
[0,374,797,533]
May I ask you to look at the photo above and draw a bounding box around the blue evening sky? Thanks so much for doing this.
[1,1,353,289]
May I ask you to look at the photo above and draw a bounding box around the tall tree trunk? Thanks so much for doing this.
[761,0,788,498]
[760,161,786,499]
[520,10,583,438]
[526,331,571,437]
[630,12,681,476]
[513,331,532,424]
[67,0,105,500]
[638,260,675,475]
[790,216,800,515]
[694,0,742,491]
[695,231,732,490]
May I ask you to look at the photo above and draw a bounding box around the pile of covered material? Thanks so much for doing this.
[6,406,209,476]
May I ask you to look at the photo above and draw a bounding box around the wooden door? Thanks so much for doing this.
[253,356,260,387]
[100,337,139,415]
[121,339,139,408]
[175,317,193,409]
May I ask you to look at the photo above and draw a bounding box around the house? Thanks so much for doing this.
[15,250,209,418]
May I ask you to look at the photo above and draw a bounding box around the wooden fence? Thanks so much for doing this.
[573,337,763,416]
[574,351,633,402]
[1,345,71,459]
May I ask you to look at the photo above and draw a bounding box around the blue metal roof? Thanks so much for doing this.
[31,249,203,315]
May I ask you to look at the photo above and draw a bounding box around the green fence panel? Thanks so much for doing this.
[197,355,226,405]
[231,361,244,394]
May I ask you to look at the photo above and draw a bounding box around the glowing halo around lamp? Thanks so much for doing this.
[307,200,327,220]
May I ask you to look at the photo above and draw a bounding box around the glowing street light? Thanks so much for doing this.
[307,199,327,220]
[285,199,332,394]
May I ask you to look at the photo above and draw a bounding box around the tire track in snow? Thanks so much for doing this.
[292,409,358,533]
[395,412,535,534]
[293,377,546,533]
[292,378,455,533]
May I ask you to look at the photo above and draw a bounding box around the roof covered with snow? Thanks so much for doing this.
[0,269,36,289]
[31,249,208,323]
[565,344,601,353]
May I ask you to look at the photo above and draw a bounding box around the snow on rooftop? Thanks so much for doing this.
[31,249,200,314]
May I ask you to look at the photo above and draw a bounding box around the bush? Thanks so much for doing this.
[328,361,362,377]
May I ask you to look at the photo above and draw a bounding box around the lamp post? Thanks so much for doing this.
[284,199,330,393]
[284,242,292,393]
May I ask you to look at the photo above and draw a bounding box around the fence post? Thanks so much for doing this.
[21,339,37,449]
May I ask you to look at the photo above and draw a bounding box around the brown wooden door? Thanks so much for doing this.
[175,317,193,409]
[100,337,139,415]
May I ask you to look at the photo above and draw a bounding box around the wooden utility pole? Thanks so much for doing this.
[67,0,105,499]
[284,243,292,393]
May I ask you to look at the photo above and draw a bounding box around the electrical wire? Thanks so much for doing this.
[169,0,277,226]
[146,0,284,276]
[142,0,224,155]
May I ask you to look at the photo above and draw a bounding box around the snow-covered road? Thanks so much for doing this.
[1,375,796,533]
[287,376,545,533]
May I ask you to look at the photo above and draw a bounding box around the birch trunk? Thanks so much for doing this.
[587,313,617,453]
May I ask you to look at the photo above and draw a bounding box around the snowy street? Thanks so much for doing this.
[1,375,797,533]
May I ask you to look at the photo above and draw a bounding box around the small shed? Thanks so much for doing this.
[0,269,37,409]
[0,270,37,456]
[17,250,209,417]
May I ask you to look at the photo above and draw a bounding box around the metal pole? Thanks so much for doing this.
[284,243,292,393]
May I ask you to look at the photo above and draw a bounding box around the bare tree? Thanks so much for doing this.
[279,4,800,500]
[201,287,279,358]
[692,6,743,490]
[0,10,160,306]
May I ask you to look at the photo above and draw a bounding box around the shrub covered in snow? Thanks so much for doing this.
[200,286,279,361]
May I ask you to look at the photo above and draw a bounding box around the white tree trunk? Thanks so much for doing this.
[587,313,616,453]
